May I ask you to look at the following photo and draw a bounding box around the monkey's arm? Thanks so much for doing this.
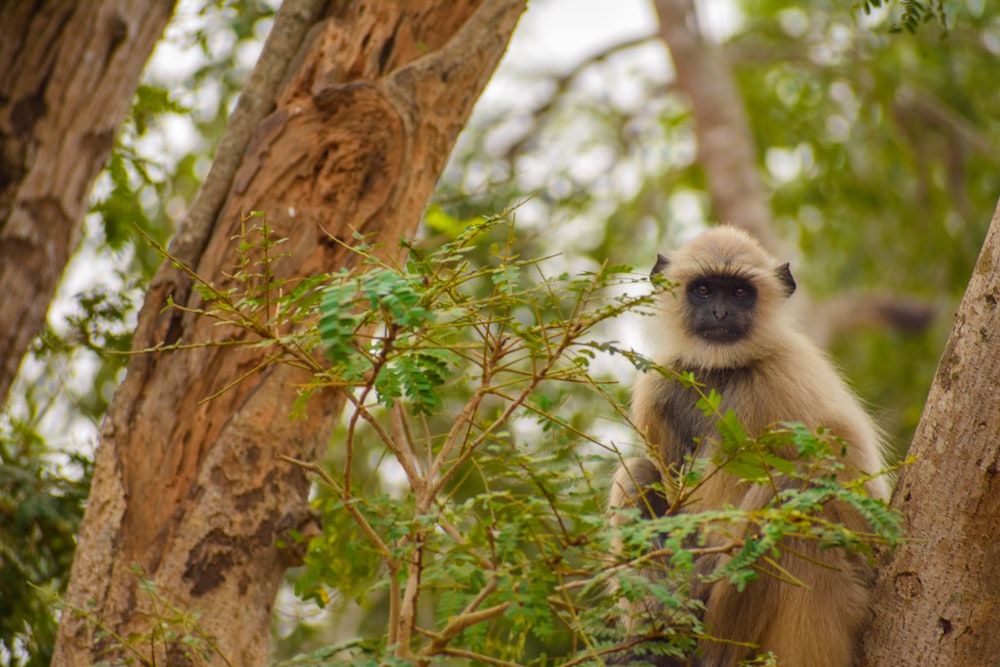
[609,457,670,524]
[697,482,876,667]
[607,458,704,667]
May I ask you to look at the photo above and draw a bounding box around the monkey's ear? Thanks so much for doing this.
[776,262,796,297]
[651,253,670,277]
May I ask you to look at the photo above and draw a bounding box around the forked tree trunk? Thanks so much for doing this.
[860,198,1000,664]
[53,1,526,665]
[0,1,176,404]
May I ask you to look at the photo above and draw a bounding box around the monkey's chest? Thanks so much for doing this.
[656,366,758,465]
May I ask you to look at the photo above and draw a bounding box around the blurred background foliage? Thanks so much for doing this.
[2,0,998,664]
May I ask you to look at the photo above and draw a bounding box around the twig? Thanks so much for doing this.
[434,645,523,667]
[275,455,394,563]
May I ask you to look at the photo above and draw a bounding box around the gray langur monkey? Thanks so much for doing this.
[609,226,889,667]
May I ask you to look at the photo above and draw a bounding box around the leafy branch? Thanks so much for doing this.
[126,210,900,665]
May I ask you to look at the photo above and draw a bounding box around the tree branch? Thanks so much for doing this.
[167,0,327,269]
[805,292,937,347]
[502,35,658,164]
[860,197,1000,665]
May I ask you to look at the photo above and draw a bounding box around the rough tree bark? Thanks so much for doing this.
[860,198,1000,665]
[0,1,176,405]
[53,1,526,665]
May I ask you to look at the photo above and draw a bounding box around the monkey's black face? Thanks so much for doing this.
[685,274,757,344]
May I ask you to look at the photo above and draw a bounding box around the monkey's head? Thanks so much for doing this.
[651,226,797,369]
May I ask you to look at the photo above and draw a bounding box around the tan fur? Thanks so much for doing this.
[611,226,889,667]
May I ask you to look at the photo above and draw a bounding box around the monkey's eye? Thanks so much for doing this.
[692,284,711,298]
[732,287,750,299]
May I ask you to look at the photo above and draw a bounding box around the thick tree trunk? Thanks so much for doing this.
[860,199,1000,665]
[53,1,526,665]
[0,1,176,404]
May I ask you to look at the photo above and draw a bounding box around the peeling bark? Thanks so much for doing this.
[0,1,176,404]
[860,198,1000,665]
[54,1,526,665]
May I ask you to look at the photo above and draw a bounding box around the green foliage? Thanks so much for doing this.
[57,566,232,667]
[174,216,901,666]
[858,0,948,32]
[10,0,985,663]
[6,277,137,667]
[440,0,1000,460]
[279,216,658,663]
[729,0,998,449]
[0,422,89,667]
[91,1,277,276]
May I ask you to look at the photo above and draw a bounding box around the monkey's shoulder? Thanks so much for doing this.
[634,346,856,439]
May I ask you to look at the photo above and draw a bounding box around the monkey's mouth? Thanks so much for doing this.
[697,327,743,343]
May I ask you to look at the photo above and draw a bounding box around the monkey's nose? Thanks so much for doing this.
[714,309,728,320]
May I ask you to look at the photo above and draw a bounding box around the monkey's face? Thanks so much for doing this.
[649,227,797,369]
[684,273,757,344]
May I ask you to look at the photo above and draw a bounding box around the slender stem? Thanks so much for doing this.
[274,455,394,562]
[435,647,523,667]
[391,402,425,480]
[559,540,742,594]
[394,537,424,659]
[387,565,401,648]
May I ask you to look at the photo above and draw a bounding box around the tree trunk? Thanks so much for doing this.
[860,198,1000,665]
[651,0,779,253]
[0,1,176,405]
[53,1,526,665]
